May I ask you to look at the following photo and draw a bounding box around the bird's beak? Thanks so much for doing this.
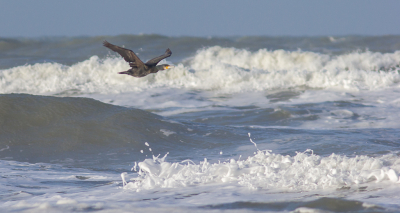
[165,65,175,69]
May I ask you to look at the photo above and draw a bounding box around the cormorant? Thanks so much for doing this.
[103,40,173,77]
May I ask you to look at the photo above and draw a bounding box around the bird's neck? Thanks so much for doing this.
[155,65,165,70]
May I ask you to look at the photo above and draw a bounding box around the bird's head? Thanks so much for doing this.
[160,64,174,70]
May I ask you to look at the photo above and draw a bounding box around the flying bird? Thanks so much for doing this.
[103,40,173,77]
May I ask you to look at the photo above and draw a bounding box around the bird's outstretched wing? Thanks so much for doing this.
[145,48,172,66]
[103,41,144,68]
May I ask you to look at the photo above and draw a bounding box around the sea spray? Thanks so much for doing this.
[248,132,260,152]
[122,137,400,192]
[2,49,400,95]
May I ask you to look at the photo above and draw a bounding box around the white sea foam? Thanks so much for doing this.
[1,154,400,212]
[160,129,175,136]
[2,47,400,129]
[1,48,399,95]
[293,89,400,129]
[124,150,400,192]
[191,46,400,72]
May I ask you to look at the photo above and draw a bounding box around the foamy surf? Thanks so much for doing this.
[124,149,400,192]
[191,46,400,72]
[2,35,400,212]
[1,48,399,95]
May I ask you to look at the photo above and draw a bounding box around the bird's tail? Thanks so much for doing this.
[118,71,129,75]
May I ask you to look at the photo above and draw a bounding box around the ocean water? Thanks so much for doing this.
[1,35,400,212]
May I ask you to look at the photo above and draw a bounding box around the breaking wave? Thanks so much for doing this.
[1,47,400,95]
[124,149,400,192]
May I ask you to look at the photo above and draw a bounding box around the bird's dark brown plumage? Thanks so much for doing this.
[103,40,173,77]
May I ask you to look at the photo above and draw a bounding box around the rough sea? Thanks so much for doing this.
[1,35,400,212]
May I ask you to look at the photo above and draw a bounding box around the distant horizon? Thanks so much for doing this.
[2,33,400,39]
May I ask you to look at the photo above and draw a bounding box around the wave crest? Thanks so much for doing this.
[1,47,400,94]
[191,46,400,72]
[124,150,400,191]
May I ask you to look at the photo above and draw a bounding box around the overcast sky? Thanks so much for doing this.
[1,0,399,37]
